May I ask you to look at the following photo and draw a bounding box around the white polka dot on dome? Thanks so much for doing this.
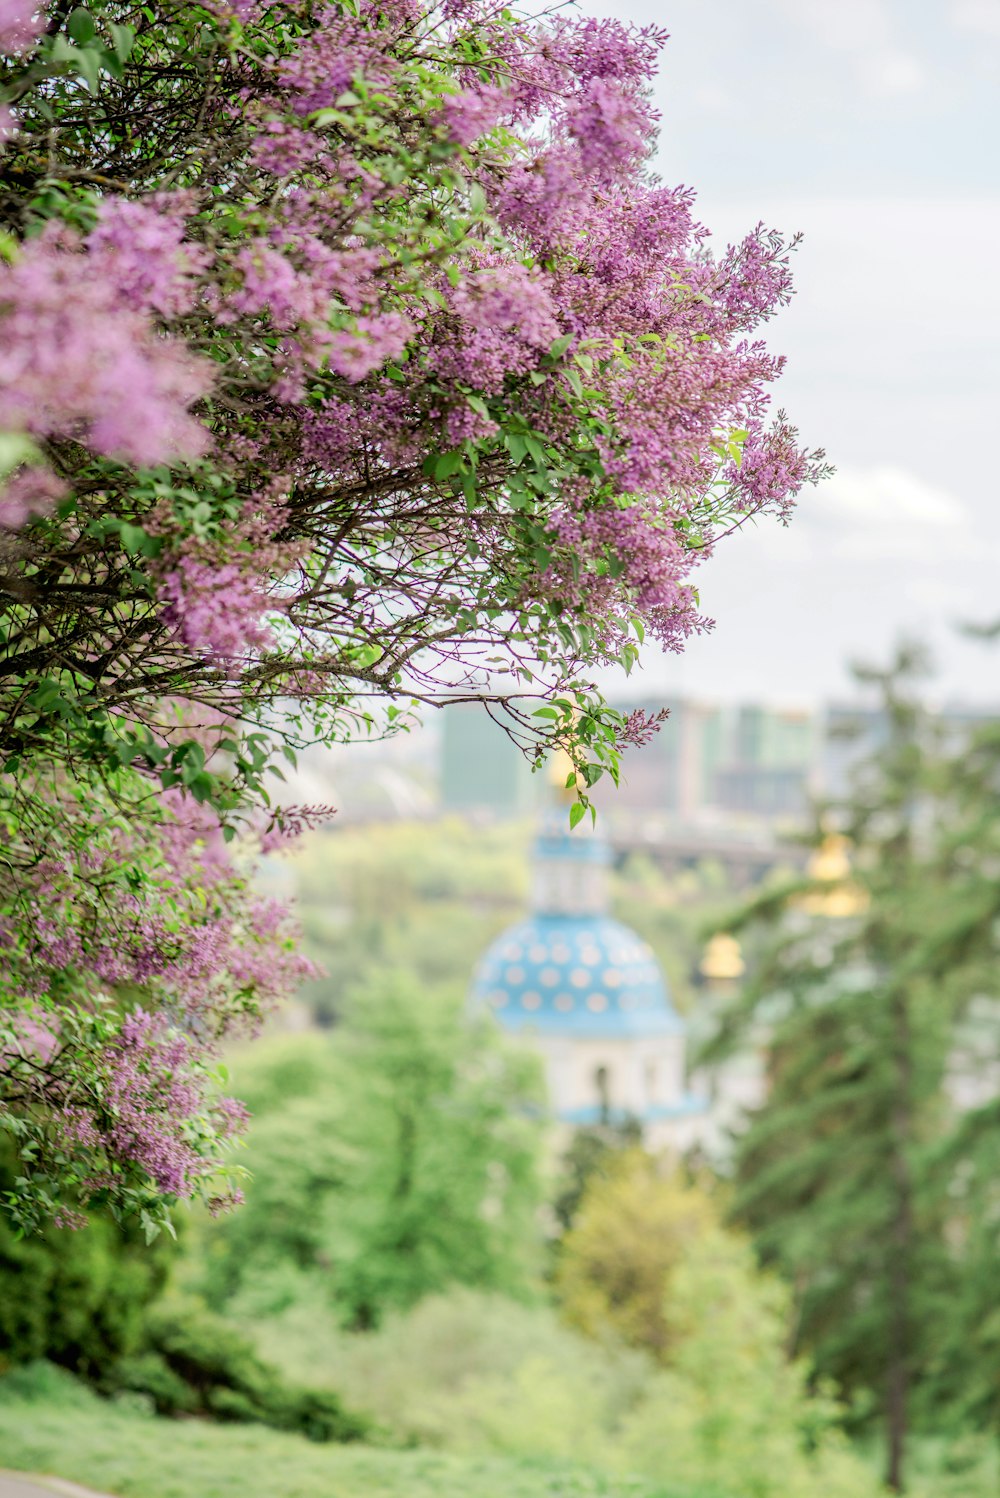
[551,944,571,963]
[503,944,523,961]
[580,948,602,966]
[587,994,608,1012]
[490,991,508,1008]
[570,967,591,989]
[554,993,574,1011]
[505,965,525,984]
[522,991,541,1010]
[539,966,560,988]
[619,991,636,1009]
[528,945,548,963]
[603,969,622,988]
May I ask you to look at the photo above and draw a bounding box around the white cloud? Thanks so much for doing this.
[858,50,926,97]
[728,465,974,567]
[635,465,991,706]
[813,465,967,542]
[782,465,974,565]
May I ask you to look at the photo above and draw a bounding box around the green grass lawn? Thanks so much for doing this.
[0,1370,715,1498]
[4,1371,1000,1498]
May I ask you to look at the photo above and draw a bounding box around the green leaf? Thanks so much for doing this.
[569,800,586,830]
[423,449,462,480]
[118,523,148,555]
[139,1209,161,1245]
[67,7,96,43]
[434,450,463,479]
[186,771,215,803]
[107,21,134,62]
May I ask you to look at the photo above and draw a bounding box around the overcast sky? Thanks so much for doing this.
[590,0,1000,706]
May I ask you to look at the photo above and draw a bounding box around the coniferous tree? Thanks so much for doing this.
[708,649,955,1492]
[912,685,1000,1443]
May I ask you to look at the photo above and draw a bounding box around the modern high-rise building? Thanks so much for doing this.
[440,701,536,816]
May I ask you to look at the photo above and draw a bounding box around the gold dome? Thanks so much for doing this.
[798,832,868,917]
[548,747,581,803]
[699,933,746,983]
[806,832,852,884]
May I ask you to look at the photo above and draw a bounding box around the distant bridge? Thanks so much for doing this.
[606,819,809,888]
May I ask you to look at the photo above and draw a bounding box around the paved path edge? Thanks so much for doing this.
[0,1470,115,1498]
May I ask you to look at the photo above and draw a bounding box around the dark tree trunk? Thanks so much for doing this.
[885,986,914,1493]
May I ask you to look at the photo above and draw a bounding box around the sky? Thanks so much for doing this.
[588,0,1000,706]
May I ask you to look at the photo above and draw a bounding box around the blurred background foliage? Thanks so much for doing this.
[6,660,1000,1498]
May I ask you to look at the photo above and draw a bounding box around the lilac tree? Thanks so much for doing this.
[0,0,824,1229]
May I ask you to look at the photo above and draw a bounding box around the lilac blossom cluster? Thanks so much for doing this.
[0,2,821,662]
[0,775,315,1221]
[0,0,826,1227]
[0,225,210,473]
[0,0,41,55]
[4,1004,249,1207]
[158,557,277,665]
[5,782,314,1024]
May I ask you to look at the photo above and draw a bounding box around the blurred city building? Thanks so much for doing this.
[440,695,820,825]
[439,694,999,827]
[439,701,536,816]
[278,695,999,902]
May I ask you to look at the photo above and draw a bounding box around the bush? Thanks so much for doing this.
[0,1359,99,1408]
[244,1286,653,1465]
[108,1298,369,1444]
[553,1155,883,1498]
[0,1142,172,1378]
[555,1151,716,1359]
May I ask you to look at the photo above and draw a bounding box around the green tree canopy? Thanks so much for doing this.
[200,978,545,1327]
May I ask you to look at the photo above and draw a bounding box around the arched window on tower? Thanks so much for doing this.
[594,1064,611,1123]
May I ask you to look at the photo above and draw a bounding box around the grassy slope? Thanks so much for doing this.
[0,1391,713,1498]
[3,1379,998,1498]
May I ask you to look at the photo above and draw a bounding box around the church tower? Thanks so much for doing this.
[470,797,704,1143]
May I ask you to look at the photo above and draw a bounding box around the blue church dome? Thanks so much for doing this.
[472,912,684,1038]
[470,811,685,1040]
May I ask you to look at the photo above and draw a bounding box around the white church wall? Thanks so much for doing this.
[534,1033,690,1119]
